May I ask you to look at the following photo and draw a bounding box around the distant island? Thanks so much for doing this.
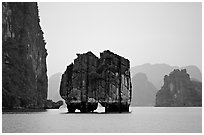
[130,63,202,107]
[131,72,157,106]
[131,63,201,89]
[155,69,202,107]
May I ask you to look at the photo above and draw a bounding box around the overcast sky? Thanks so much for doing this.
[38,2,202,77]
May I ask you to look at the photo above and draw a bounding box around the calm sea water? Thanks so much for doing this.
[2,107,202,133]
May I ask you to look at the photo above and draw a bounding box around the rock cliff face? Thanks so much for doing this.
[155,69,202,107]
[131,73,157,106]
[60,50,132,112]
[2,2,48,109]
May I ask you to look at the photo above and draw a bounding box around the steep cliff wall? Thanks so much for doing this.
[2,2,48,109]
[60,50,132,112]
[155,69,202,107]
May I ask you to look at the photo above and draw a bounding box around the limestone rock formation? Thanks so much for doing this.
[60,52,99,112]
[130,63,202,89]
[155,69,202,107]
[60,50,132,112]
[2,2,48,109]
[131,73,157,106]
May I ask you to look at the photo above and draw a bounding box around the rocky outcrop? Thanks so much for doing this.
[155,69,202,107]
[60,52,99,112]
[2,2,48,109]
[44,100,63,109]
[131,73,157,106]
[130,63,202,89]
[60,50,132,112]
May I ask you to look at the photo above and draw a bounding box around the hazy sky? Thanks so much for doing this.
[38,2,202,77]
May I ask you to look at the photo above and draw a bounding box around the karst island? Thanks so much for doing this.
[60,50,132,113]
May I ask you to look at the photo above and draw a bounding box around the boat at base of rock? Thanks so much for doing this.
[60,50,132,113]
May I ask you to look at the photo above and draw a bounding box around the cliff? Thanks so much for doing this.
[2,2,48,109]
[60,50,132,112]
[155,69,202,107]
[130,63,202,89]
[131,73,157,106]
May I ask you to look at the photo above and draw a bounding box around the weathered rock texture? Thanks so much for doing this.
[60,50,132,112]
[155,69,202,107]
[2,2,48,109]
[44,100,63,109]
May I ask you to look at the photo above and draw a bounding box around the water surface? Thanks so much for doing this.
[2,107,202,133]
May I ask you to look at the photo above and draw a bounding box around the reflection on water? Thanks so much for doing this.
[2,107,202,133]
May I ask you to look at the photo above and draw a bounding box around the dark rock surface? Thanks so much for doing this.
[60,52,99,112]
[44,100,63,109]
[2,2,48,109]
[155,69,202,107]
[131,73,157,106]
[60,50,132,112]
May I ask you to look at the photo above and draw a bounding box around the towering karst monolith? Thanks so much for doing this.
[60,50,132,112]
[2,2,48,109]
